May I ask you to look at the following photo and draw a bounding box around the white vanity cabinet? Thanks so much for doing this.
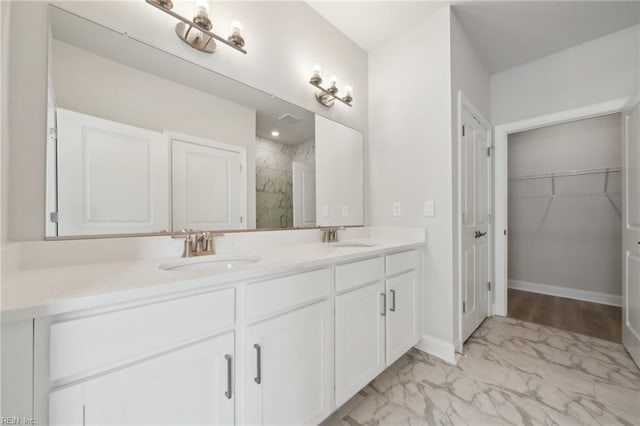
[243,269,333,425]
[334,250,420,405]
[50,332,235,426]
[334,257,386,407]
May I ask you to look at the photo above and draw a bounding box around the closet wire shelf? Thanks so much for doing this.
[508,167,622,215]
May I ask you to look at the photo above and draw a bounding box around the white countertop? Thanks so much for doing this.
[2,230,425,322]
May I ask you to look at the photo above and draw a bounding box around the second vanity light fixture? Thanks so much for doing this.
[146,0,246,54]
[309,65,353,108]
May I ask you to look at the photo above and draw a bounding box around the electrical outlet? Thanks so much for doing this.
[342,205,349,217]
[424,200,435,217]
[392,202,401,217]
[322,205,329,218]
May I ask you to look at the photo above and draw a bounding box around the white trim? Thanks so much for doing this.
[509,280,622,307]
[414,335,456,365]
[493,97,630,317]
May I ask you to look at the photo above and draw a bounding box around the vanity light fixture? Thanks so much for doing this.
[146,0,247,54]
[309,65,353,108]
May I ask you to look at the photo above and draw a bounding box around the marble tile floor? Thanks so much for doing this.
[325,317,640,426]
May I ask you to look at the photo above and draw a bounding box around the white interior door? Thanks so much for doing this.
[172,138,244,231]
[56,108,170,236]
[292,161,316,228]
[461,108,491,343]
[623,104,640,367]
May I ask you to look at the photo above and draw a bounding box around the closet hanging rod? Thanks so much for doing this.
[509,167,621,182]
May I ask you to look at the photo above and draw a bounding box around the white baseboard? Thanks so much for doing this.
[508,279,621,307]
[414,335,456,365]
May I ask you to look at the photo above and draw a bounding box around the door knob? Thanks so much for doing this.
[474,231,487,239]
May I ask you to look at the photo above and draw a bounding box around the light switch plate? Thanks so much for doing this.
[322,206,329,218]
[342,205,349,217]
[424,200,435,217]
[392,202,401,217]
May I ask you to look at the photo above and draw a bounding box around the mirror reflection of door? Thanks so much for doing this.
[171,134,246,232]
[292,162,316,228]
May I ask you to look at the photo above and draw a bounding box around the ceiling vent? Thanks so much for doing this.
[278,113,302,125]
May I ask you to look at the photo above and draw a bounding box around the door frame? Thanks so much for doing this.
[492,97,631,316]
[165,130,248,230]
[456,91,492,352]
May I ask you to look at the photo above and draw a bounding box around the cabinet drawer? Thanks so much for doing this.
[335,257,384,292]
[386,250,419,276]
[50,288,235,381]
[246,269,330,320]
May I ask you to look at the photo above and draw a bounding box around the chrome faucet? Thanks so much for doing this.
[321,226,344,243]
[173,229,220,257]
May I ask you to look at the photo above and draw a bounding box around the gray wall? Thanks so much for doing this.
[508,114,622,296]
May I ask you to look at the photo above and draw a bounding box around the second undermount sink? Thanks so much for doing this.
[331,242,377,248]
[159,255,262,272]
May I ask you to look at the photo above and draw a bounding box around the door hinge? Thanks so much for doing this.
[487,146,492,157]
[488,214,492,224]
[462,301,466,314]
[48,128,57,141]
[50,212,59,223]
[487,281,492,291]
[240,216,243,224]
[239,164,243,173]
[504,229,507,236]
[462,125,466,137]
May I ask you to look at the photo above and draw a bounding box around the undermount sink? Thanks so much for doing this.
[331,242,377,248]
[159,255,262,272]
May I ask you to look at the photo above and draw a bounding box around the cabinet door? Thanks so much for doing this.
[56,108,170,236]
[50,332,235,426]
[335,281,385,407]
[245,300,332,425]
[386,271,420,365]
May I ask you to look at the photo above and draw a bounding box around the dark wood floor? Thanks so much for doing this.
[507,289,622,343]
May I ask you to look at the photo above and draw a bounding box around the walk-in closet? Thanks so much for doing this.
[507,113,623,342]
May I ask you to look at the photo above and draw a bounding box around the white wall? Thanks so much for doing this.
[368,6,453,344]
[52,39,258,228]
[491,25,640,125]
[450,9,491,347]
[1,1,10,245]
[7,1,367,241]
[508,114,622,297]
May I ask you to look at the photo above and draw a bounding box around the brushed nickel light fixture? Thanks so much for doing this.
[309,65,353,107]
[146,0,246,54]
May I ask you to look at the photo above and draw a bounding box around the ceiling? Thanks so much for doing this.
[306,1,640,73]
[453,1,640,73]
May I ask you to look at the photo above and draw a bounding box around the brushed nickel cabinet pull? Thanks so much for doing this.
[390,289,396,312]
[224,354,232,399]
[254,344,262,384]
[380,292,386,316]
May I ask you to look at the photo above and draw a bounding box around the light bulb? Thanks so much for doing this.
[271,130,280,137]
[312,64,322,78]
[329,76,338,87]
[194,0,210,18]
[230,20,243,36]
[344,85,353,96]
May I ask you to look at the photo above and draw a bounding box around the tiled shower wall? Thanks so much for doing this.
[255,138,315,228]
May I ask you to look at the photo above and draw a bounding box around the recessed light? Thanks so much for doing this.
[271,130,280,137]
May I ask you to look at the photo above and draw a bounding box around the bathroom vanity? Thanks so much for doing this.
[1,228,425,425]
